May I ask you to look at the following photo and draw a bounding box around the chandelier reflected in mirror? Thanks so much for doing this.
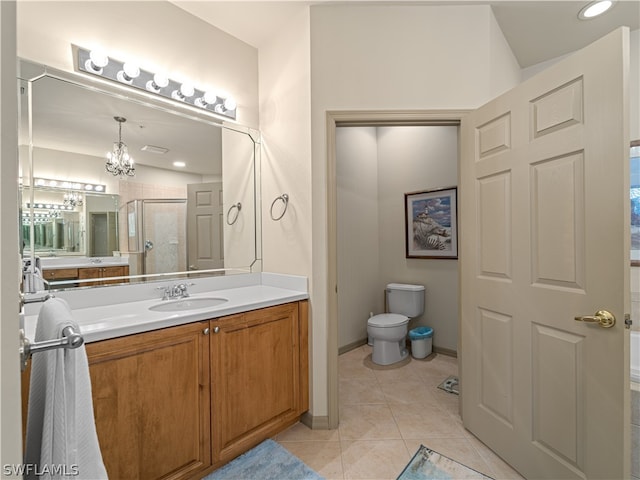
[63,191,83,208]
[106,116,136,177]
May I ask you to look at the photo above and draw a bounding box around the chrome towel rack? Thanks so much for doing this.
[226,202,242,225]
[19,294,85,371]
[270,193,289,221]
[20,325,84,371]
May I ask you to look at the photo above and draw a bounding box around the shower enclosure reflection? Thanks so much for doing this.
[127,199,187,275]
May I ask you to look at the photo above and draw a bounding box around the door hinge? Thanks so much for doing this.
[625,313,632,329]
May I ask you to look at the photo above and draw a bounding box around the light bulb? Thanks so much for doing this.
[195,91,218,108]
[181,83,195,97]
[146,72,169,92]
[172,82,195,101]
[85,49,109,73]
[223,97,237,111]
[117,62,141,83]
[578,0,614,19]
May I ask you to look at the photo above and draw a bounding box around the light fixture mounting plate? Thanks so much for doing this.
[75,45,237,121]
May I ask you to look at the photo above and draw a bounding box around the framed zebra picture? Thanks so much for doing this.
[405,187,458,259]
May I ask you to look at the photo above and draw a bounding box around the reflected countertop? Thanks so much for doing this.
[23,272,308,343]
[38,256,130,269]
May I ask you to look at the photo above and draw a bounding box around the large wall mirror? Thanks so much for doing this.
[19,60,261,292]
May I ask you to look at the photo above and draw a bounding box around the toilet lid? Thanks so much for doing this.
[368,313,409,327]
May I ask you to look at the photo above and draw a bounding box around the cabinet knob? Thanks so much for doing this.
[213,326,220,333]
[203,327,210,335]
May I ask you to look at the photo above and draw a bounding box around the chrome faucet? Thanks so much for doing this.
[172,283,190,298]
[157,283,193,300]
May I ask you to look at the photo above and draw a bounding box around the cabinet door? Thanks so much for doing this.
[42,268,78,281]
[78,267,101,287]
[211,303,300,466]
[87,321,211,480]
[101,266,127,285]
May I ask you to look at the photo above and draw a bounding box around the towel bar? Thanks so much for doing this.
[20,325,84,371]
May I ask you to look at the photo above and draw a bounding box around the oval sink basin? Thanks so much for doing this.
[148,297,228,312]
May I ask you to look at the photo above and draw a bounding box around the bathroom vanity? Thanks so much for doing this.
[21,273,309,480]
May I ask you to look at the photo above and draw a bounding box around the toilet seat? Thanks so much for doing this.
[368,313,409,328]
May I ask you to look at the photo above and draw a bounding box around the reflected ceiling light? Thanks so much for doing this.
[26,202,74,211]
[578,0,615,19]
[63,191,83,208]
[85,49,109,73]
[141,144,169,155]
[31,177,106,193]
[106,116,136,178]
[75,45,237,121]
[117,62,141,84]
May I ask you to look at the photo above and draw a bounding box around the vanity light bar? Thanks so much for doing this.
[33,178,105,193]
[75,46,237,121]
[26,202,74,211]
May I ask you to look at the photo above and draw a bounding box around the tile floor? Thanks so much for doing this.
[275,344,525,480]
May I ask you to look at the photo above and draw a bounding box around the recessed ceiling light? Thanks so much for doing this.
[578,0,615,19]
[173,161,186,168]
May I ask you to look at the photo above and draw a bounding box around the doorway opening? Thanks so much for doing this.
[326,110,468,429]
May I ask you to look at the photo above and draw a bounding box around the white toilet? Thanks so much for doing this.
[367,283,425,366]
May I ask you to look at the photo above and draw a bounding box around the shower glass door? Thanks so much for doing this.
[142,200,187,275]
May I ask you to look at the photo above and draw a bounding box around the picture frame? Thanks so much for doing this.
[405,187,458,259]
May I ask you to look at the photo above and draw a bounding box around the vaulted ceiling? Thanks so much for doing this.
[171,1,639,68]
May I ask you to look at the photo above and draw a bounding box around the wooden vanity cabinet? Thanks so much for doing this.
[210,301,309,468]
[78,265,129,286]
[42,268,78,281]
[21,300,309,480]
[86,321,211,480]
[41,265,129,287]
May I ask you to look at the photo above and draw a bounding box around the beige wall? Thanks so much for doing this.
[259,7,312,277]
[377,126,459,351]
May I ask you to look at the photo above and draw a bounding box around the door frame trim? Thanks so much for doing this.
[325,109,470,428]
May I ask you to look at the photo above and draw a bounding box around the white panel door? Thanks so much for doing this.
[187,182,224,271]
[460,28,630,479]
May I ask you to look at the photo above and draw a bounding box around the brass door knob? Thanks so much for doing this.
[574,310,616,328]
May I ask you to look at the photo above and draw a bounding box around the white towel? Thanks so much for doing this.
[24,298,108,480]
[23,267,46,293]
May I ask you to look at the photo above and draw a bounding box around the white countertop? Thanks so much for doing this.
[23,272,308,343]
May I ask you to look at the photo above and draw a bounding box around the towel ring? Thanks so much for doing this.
[226,202,242,225]
[270,194,289,221]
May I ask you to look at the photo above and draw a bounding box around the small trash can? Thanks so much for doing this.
[408,326,433,359]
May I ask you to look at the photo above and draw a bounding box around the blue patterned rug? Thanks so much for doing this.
[203,439,324,480]
[397,445,494,480]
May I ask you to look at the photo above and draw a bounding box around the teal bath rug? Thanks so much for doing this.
[397,445,494,480]
[203,439,324,480]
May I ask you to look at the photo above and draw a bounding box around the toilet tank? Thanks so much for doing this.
[386,283,425,317]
